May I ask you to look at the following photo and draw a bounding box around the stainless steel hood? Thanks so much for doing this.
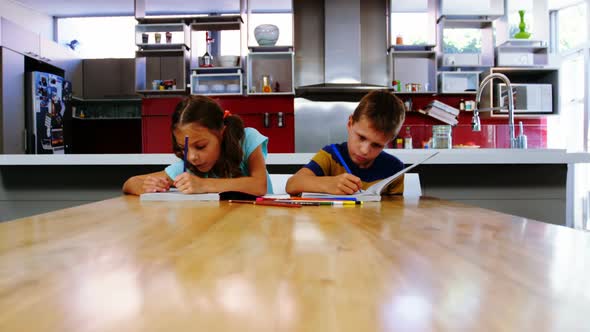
[294,0,389,94]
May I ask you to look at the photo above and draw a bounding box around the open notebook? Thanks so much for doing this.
[302,152,439,202]
[140,189,219,201]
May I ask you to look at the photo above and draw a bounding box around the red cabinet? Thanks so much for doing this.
[142,96,294,153]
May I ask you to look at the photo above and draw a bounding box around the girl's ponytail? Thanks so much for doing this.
[219,111,244,178]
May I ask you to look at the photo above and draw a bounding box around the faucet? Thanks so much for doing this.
[473,73,519,148]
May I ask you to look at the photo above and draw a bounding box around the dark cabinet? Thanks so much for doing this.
[83,58,137,99]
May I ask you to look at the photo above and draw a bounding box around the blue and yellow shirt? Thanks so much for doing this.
[303,142,405,194]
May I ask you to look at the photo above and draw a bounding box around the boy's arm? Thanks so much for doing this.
[122,170,172,196]
[286,168,362,195]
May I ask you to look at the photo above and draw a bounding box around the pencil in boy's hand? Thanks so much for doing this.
[331,144,363,193]
[331,144,352,174]
[183,136,188,172]
[228,200,302,208]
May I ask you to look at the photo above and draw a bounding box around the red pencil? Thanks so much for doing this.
[228,200,302,208]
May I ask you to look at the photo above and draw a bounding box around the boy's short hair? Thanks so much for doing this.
[351,90,406,138]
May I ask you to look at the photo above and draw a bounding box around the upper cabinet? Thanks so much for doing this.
[439,0,505,18]
[0,17,40,58]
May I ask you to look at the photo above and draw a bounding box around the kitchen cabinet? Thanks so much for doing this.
[247,48,295,95]
[495,40,549,67]
[440,0,504,18]
[40,38,83,97]
[141,96,294,153]
[477,67,559,117]
[84,58,137,99]
[135,19,190,95]
[0,18,40,58]
[389,50,437,94]
[0,47,26,154]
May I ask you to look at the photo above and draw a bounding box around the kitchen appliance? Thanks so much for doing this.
[25,71,72,154]
[496,83,553,114]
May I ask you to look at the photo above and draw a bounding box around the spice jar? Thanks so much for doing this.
[432,125,452,149]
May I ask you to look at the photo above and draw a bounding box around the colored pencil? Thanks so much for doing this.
[183,136,189,172]
[275,200,362,206]
[228,200,302,208]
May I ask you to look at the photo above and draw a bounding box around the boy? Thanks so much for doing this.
[286,90,406,195]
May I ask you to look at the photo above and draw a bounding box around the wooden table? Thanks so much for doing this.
[1,196,589,331]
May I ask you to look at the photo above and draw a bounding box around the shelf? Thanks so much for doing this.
[137,43,189,51]
[390,51,437,95]
[137,89,188,95]
[389,45,436,52]
[495,40,549,67]
[247,51,294,95]
[191,72,243,96]
[249,46,294,53]
[191,66,242,72]
[190,15,243,31]
[248,92,295,96]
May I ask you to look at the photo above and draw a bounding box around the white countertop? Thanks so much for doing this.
[1,149,589,165]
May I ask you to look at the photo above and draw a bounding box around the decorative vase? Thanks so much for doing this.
[514,10,531,39]
[254,24,279,46]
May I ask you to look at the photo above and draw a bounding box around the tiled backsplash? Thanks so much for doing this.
[395,94,548,149]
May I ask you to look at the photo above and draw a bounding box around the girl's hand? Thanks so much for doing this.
[142,175,171,193]
[173,173,208,194]
[326,173,362,195]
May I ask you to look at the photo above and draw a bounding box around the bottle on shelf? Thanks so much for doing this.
[202,31,214,67]
[404,126,413,149]
[459,99,465,111]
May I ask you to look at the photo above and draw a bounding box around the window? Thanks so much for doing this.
[391,13,432,45]
[57,17,136,59]
[557,2,588,52]
[442,29,482,53]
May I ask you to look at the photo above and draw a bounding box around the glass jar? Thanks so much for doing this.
[432,125,452,149]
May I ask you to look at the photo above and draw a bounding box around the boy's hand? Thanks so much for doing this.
[142,175,171,193]
[327,173,362,195]
[173,173,207,194]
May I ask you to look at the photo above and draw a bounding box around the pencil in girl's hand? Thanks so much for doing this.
[183,136,188,172]
[228,200,302,208]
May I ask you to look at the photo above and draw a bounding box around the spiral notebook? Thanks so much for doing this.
[302,152,439,202]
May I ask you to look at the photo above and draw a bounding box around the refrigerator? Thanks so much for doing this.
[25,71,72,154]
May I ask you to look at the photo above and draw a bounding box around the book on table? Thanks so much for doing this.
[302,152,439,202]
[140,189,220,201]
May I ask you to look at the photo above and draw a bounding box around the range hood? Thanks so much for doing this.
[295,0,388,94]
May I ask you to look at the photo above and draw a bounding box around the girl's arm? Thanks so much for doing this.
[122,170,172,196]
[286,168,362,195]
[174,146,268,196]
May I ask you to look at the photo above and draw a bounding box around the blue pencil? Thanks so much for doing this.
[183,136,188,172]
[331,144,352,174]
[331,144,363,193]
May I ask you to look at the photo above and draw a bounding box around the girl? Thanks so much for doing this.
[123,96,271,196]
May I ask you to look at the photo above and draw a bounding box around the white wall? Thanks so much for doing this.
[0,0,53,40]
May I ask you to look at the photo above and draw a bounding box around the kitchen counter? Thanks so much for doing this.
[1,150,589,227]
[1,149,588,165]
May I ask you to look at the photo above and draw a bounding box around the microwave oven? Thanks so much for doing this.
[495,83,553,114]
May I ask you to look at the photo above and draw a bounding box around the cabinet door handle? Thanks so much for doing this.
[263,112,270,128]
[277,112,284,128]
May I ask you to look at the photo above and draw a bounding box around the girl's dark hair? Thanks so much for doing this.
[351,90,406,138]
[171,95,244,178]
